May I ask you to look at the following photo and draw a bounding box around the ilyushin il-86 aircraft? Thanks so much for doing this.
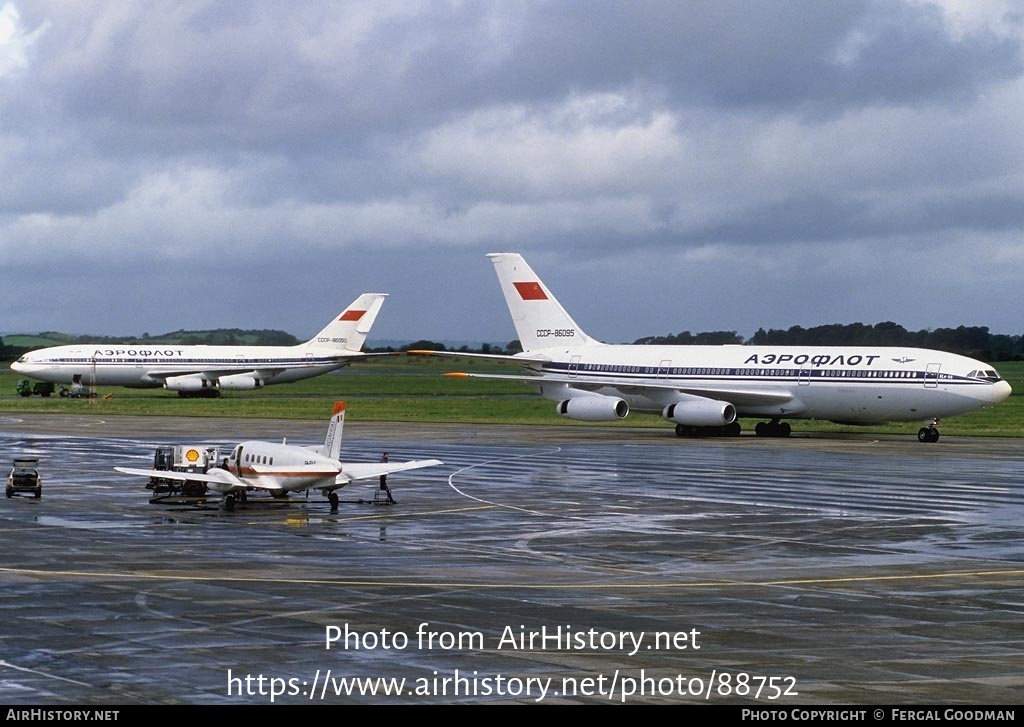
[415,253,1012,443]
[11,294,388,397]
[115,401,443,510]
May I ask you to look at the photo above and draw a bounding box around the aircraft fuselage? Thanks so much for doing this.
[10,293,387,395]
[11,344,358,390]
[223,440,342,493]
[517,343,1011,424]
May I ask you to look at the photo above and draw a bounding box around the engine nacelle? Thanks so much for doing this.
[218,374,265,390]
[164,375,217,393]
[662,399,736,427]
[557,396,628,422]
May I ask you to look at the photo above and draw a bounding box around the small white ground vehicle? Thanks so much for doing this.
[7,458,42,498]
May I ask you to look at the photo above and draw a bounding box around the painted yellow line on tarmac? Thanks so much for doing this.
[327,505,498,522]
[1,566,1021,590]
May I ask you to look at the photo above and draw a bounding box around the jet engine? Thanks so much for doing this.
[218,374,265,390]
[662,399,736,427]
[163,375,217,393]
[556,396,629,422]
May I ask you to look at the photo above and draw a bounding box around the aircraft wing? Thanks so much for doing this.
[444,371,795,407]
[144,367,282,381]
[114,466,247,494]
[332,459,445,487]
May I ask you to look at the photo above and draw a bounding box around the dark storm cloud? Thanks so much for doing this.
[2,0,1023,342]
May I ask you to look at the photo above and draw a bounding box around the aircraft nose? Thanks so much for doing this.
[992,379,1012,403]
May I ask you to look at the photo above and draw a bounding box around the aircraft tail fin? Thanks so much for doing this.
[306,293,387,352]
[323,401,346,460]
[487,253,596,352]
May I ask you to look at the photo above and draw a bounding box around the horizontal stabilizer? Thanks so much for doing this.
[407,349,551,365]
[333,458,444,486]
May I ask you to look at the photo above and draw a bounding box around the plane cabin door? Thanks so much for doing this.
[925,363,941,388]
[798,366,811,386]
[568,355,581,378]
[658,359,672,379]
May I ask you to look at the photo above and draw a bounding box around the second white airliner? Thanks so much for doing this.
[12,293,388,397]
[420,253,1011,442]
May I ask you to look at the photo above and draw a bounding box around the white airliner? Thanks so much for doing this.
[115,401,444,510]
[418,253,1012,442]
[11,294,388,397]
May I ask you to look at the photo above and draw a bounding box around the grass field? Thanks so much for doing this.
[2,357,1021,437]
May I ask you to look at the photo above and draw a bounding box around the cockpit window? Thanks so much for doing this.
[968,369,1003,382]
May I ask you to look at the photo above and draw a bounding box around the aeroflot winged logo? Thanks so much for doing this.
[339,309,367,321]
[513,281,548,300]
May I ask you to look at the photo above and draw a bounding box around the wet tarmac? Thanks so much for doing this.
[0,414,1022,705]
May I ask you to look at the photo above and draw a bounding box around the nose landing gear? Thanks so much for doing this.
[918,418,941,443]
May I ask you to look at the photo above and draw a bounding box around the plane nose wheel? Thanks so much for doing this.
[918,418,941,443]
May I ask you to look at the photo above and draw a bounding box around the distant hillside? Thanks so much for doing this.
[1,331,519,361]
[3,334,70,348]
[8,329,299,346]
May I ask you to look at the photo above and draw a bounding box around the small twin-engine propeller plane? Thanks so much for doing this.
[413,253,1012,442]
[115,402,443,510]
[12,293,389,397]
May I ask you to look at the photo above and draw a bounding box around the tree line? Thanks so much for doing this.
[634,322,1024,361]
[5,322,1023,362]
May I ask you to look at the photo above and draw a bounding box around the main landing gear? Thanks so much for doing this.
[754,419,791,438]
[675,416,944,442]
[674,422,742,438]
[672,420,792,438]
[221,490,248,511]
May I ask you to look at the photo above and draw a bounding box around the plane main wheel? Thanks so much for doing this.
[725,422,742,437]
[183,481,207,497]
[223,494,236,512]
[755,421,791,437]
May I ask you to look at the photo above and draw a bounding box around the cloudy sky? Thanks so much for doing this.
[2,1,1022,346]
